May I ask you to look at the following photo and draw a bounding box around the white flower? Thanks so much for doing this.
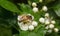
[32,21,38,27]
[20,24,29,31]
[51,20,55,24]
[39,17,45,23]
[32,2,37,7]
[54,28,59,32]
[49,24,54,29]
[18,14,37,31]
[29,25,34,31]
[45,26,49,29]
[47,30,52,33]
[45,19,50,25]
[42,6,48,11]
[39,0,43,3]
[33,7,38,12]
[45,13,49,17]
[18,14,34,31]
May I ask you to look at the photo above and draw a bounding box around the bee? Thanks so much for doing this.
[18,14,32,24]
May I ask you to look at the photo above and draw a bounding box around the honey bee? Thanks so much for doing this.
[19,14,32,24]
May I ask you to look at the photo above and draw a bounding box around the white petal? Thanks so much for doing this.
[39,17,45,23]
[32,21,38,27]
[33,7,38,13]
[20,24,28,31]
[18,22,23,27]
[32,16,34,20]
[49,24,54,29]
[42,6,48,11]
[18,16,22,21]
[28,25,34,31]
[18,16,20,20]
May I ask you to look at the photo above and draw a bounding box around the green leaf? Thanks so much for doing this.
[0,0,20,12]
[20,31,29,36]
[35,25,45,36]
[18,3,33,14]
[0,26,12,36]
[28,32,37,36]
[54,7,60,17]
[53,1,60,17]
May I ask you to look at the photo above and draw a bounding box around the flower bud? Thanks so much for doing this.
[32,21,38,27]
[33,7,38,12]
[32,2,37,7]
[39,17,45,23]
[42,6,48,11]
[45,13,49,17]
[49,24,54,29]
[29,25,34,31]
[54,28,59,32]
[51,20,55,24]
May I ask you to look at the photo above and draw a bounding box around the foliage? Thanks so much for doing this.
[0,0,60,36]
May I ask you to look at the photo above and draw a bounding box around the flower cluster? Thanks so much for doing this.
[18,14,38,31]
[32,0,48,13]
[17,0,59,32]
[32,2,38,13]
[39,13,59,33]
